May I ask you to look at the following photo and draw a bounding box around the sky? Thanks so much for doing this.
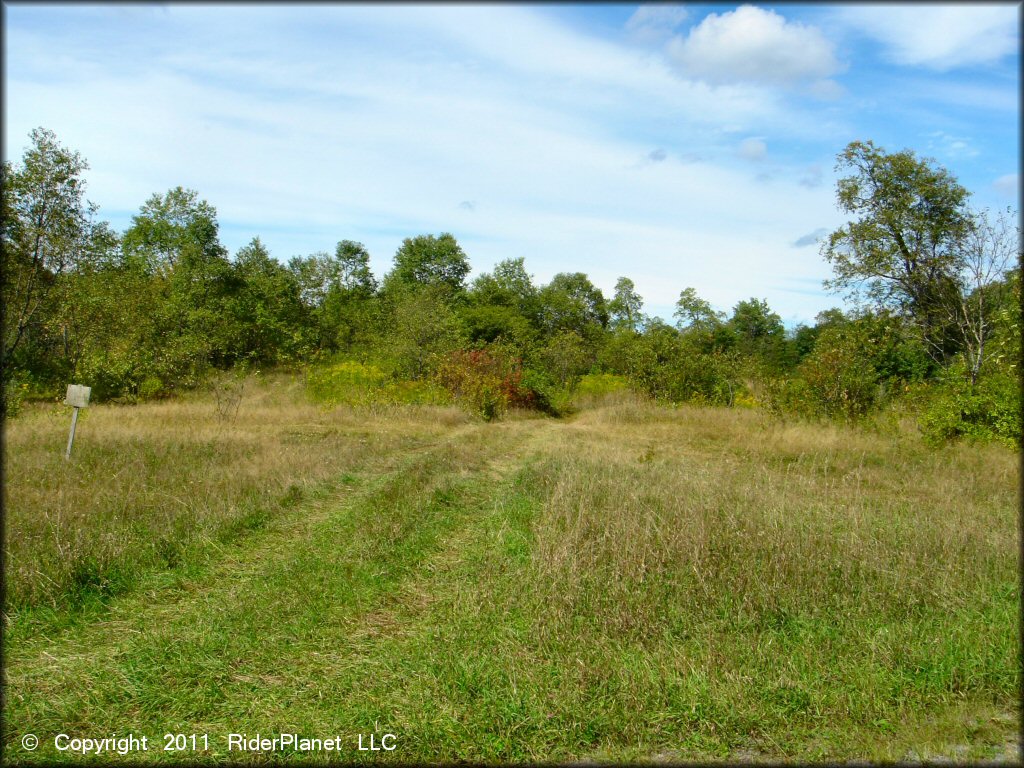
[4,2,1020,326]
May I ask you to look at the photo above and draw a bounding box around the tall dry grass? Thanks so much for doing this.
[519,401,1018,716]
[3,372,471,610]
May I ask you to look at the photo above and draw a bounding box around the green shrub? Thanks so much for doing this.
[306,360,390,406]
[918,369,1021,447]
[3,374,28,418]
[306,359,452,408]
[576,373,630,398]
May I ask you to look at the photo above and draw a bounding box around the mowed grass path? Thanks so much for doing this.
[4,384,1020,763]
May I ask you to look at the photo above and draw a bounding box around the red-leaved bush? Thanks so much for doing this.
[433,347,538,419]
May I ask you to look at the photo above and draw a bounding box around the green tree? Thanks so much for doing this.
[122,186,225,274]
[290,241,379,352]
[822,140,973,365]
[673,287,723,332]
[728,297,785,363]
[121,187,233,385]
[1,128,99,371]
[609,277,644,332]
[229,238,306,364]
[383,233,470,298]
[537,272,608,339]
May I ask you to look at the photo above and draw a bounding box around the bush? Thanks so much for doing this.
[306,359,451,408]
[798,339,879,420]
[918,369,1021,447]
[434,346,556,420]
[3,374,28,418]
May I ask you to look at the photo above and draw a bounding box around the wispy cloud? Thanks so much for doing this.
[793,228,829,248]
[924,130,979,159]
[836,4,1019,70]
[4,3,1016,325]
[738,137,767,162]
[625,4,689,44]
[992,174,1019,200]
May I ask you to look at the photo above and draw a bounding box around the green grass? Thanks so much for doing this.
[3,375,1019,762]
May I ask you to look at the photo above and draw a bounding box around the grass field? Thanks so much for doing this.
[3,372,1020,763]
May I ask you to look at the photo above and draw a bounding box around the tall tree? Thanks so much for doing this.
[729,298,785,362]
[673,287,723,332]
[537,272,608,338]
[822,140,973,364]
[1,128,99,367]
[945,207,1021,383]
[609,277,644,332]
[383,233,470,297]
[122,186,225,274]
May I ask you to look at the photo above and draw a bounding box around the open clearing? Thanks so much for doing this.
[3,375,1020,763]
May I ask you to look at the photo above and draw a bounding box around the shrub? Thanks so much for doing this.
[434,346,555,420]
[918,368,1021,447]
[306,360,390,406]
[2,374,28,418]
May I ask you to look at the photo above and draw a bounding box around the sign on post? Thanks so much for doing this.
[64,384,91,460]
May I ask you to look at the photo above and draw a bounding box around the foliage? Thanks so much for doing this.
[1,128,104,383]
[674,287,723,332]
[382,286,467,379]
[796,326,882,419]
[918,364,1021,447]
[383,232,470,297]
[537,272,609,342]
[822,140,972,364]
[535,329,592,389]
[306,359,450,407]
[434,345,549,420]
[608,276,644,332]
[729,297,788,368]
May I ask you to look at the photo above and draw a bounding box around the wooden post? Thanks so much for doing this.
[63,384,91,460]
[65,407,80,461]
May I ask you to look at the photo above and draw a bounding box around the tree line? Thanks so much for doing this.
[2,129,1019,443]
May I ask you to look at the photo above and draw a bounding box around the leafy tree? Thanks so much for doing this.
[121,187,234,383]
[290,241,379,352]
[537,272,609,340]
[674,287,723,332]
[383,287,467,379]
[822,140,973,364]
[728,297,785,363]
[122,186,225,274]
[383,233,470,298]
[229,238,306,364]
[1,128,102,371]
[609,277,644,332]
[463,257,539,350]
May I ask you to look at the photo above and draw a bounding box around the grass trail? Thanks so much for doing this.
[4,397,1019,763]
[5,417,551,759]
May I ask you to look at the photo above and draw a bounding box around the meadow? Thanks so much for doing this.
[3,372,1019,763]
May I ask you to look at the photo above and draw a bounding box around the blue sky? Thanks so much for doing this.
[4,2,1020,326]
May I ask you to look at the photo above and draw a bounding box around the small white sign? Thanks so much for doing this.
[64,384,91,408]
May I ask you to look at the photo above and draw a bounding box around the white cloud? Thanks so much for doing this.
[837,5,1019,70]
[993,174,1019,199]
[793,228,828,248]
[798,165,823,189]
[2,4,855,322]
[625,4,689,43]
[924,130,979,159]
[666,5,843,88]
[738,137,767,162]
